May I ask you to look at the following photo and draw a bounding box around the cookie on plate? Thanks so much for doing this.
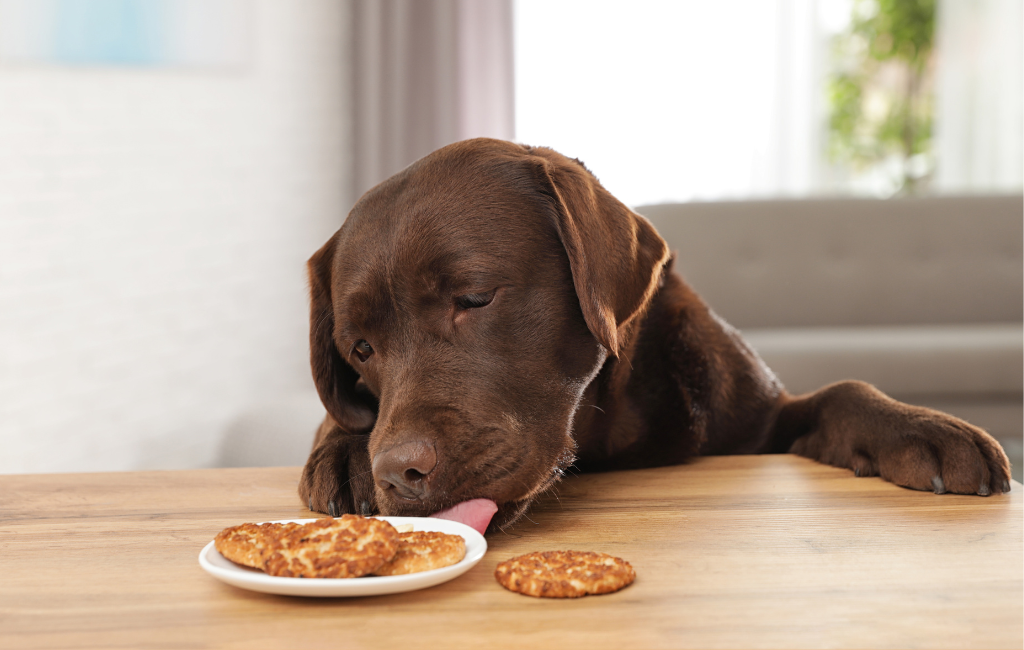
[372,531,466,576]
[262,515,399,579]
[494,550,635,598]
[214,521,300,569]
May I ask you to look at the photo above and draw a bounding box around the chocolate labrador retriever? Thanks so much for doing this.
[299,138,1011,532]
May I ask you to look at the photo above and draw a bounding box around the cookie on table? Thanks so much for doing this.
[261,515,399,579]
[494,550,635,598]
[372,531,466,576]
[214,521,300,569]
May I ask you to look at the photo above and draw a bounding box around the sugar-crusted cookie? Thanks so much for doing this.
[261,515,399,578]
[214,521,300,569]
[494,550,635,598]
[372,531,466,576]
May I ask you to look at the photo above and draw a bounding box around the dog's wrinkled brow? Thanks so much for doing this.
[409,248,509,293]
[334,236,516,341]
[337,288,394,339]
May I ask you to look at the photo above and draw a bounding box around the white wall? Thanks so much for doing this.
[0,0,348,473]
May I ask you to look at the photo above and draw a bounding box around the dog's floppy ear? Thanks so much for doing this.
[527,147,669,357]
[307,234,377,432]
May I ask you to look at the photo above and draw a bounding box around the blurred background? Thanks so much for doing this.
[0,0,1020,479]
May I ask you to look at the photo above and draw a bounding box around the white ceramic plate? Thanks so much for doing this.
[199,516,486,597]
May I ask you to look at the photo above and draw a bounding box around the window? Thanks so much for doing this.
[514,0,1022,206]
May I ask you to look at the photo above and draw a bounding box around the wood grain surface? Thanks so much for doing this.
[0,455,1020,649]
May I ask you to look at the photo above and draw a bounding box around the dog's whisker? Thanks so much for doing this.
[496,524,523,537]
[545,484,564,508]
[467,458,535,495]
[334,468,375,497]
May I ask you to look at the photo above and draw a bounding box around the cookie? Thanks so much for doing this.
[494,550,635,598]
[372,531,466,576]
[214,522,300,569]
[261,515,399,578]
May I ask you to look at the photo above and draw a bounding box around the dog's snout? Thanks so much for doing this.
[372,439,438,501]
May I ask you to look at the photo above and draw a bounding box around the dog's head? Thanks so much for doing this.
[308,138,668,529]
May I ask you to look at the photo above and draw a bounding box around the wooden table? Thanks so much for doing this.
[1,455,1020,649]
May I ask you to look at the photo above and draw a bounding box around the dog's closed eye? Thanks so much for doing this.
[455,290,495,310]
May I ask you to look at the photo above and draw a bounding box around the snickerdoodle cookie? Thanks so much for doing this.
[260,515,400,578]
[214,521,301,569]
[372,531,466,576]
[494,550,635,598]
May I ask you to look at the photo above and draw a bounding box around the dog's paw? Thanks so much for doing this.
[786,382,1012,496]
[825,410,1012,496]
[298,429,376,516]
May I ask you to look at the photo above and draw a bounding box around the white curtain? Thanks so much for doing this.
[350,0,514,199]
[759,0,820,197]
[935,0,1023,193]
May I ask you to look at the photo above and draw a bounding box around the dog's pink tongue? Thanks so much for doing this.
[429,498,498,535]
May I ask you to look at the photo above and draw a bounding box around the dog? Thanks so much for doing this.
[298,138,1011,532]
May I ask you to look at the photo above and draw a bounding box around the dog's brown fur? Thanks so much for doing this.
[299,138,1011,531]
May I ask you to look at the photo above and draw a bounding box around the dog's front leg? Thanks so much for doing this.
[772,380,1012,495]
[298,416,376,516]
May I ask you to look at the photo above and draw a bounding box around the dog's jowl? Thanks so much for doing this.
[298,138,1012,532]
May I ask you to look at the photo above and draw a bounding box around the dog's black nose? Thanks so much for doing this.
[372,439,437,501]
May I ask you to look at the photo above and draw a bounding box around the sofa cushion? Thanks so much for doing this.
[743,323,1023,396]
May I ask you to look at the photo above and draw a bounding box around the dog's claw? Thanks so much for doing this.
[360,500,371,516]
[931,476,946,494]
[328,500,338,517]
[308,497,314,512]
[854,468,861,477]
[978,483,990,496]
[1002,480,1012,493]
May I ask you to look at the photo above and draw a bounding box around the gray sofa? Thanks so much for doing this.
[638,195,1023,480]
[220,195,1023,481]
